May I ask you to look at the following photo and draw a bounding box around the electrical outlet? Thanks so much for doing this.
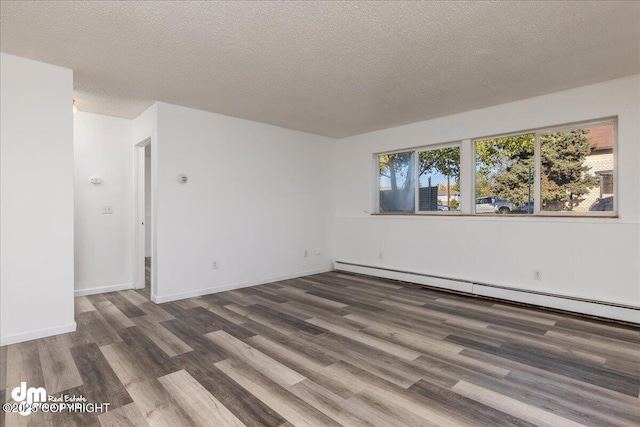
[212,261,218,270]
[534,270,542,280]
[102,206,113,214]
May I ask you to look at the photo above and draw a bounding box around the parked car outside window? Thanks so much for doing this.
[589,196,614,211]
[511,201,534,214]
[475,196,514,214]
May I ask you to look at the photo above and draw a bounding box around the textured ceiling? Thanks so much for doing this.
[1,1,639,138]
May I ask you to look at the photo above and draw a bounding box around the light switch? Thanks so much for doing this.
[102,206,113,214]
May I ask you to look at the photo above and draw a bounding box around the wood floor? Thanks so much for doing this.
[1,272,639,426]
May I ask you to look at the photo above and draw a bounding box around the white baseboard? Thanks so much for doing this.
[152,267,333,304]
[74,282,134,297]
[473,284,639,323]
[1,321,77,347]
[335,261,639,324]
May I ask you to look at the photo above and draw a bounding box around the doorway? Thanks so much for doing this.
[134,138,154,300]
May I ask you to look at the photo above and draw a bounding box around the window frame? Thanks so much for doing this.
[471,117,617,217]
[372,117,618,219]
[472,131,536,216]
[375,142,462,215]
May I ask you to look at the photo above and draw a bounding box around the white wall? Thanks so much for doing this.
[74,112,134,295]
[152,102,335,302]
[334,75,640,309]
[0,53,75,345]
[132,103,157,147]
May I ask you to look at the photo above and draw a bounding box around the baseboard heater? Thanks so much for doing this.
[334,261,639,324]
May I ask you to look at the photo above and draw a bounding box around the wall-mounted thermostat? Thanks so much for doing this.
[177,174,188,184]
[90,176,103,185]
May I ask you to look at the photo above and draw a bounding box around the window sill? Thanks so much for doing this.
[371,212,619,219]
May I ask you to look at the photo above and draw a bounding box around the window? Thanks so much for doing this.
[475,133,535,214]
[418,146,460,211]
[377,146,460,214]
[374,118,616,217]
[473,119,616,215]
[599,172,614,195]
[540,122,615,213]
[378,151,415,213]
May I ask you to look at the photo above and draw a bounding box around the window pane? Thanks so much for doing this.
[475,134,535,214]
[379,151,415,213]
[418,146,460,211]
[540,123,614,213]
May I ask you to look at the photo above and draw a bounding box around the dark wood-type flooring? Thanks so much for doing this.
[1,271,639,426]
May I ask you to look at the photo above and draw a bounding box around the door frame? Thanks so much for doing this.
[133,137,155,299]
